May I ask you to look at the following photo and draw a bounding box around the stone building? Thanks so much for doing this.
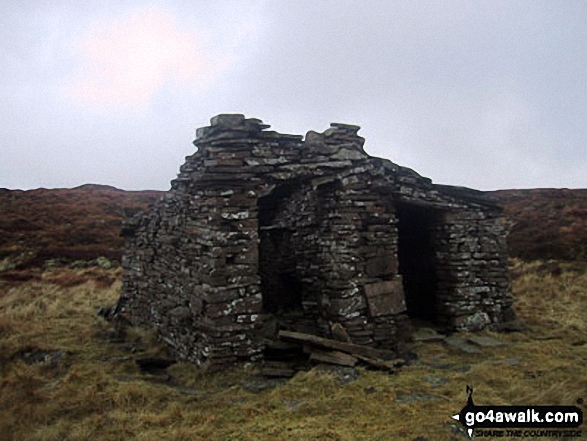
[117,114,513,367]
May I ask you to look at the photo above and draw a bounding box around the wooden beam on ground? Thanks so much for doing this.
[354,354,405,372]
[309,350,358,367]
[278,330,398,361]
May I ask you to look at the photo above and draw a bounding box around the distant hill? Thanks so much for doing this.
[488,188,587,262]
[0,185,163,268]
[0,186,585,270]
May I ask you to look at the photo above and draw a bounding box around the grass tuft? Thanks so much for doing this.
[0,261,585,440]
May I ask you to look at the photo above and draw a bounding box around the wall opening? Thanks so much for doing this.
[396,203,441,321]
[258,228,303,313]
[258,183,303,315]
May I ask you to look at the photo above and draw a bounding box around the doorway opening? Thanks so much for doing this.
[258,183,304,315]
[396,203,441,321]
[258,228,303,314]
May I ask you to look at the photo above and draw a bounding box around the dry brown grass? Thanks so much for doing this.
[0,261,585,440]
[511,259,587,338]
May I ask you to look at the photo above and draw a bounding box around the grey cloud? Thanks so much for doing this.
[0,0,585,190]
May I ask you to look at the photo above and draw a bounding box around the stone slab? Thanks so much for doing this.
[467,335,505,347]
[364,279,406,316]
[411,327,446,342]
[444,336,482,354]
[365,257,394,277]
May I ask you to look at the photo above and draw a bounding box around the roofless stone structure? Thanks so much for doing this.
[116,114,513,367]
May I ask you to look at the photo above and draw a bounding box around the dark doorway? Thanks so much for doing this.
[396,203,440,321]
[258,184,303,315]
[258,228,303,313]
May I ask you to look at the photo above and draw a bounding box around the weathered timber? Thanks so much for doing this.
[354,354,405,372]
[309,349,358,367]
[278,330,398,360]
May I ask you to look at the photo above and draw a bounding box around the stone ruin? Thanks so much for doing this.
[116,114,514,368]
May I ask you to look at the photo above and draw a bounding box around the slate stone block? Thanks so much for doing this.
[364,279,407,316]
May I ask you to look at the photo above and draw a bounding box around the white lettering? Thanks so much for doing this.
[531,409,541,423]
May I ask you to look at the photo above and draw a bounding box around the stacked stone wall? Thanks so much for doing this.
[433,211,513,330]
[118,114,514,366]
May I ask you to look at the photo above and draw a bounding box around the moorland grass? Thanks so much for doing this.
[0,261,585,440]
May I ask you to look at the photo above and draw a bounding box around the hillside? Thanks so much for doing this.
[488,188,587,262]
[0,185,163,269]
[1,186,586,272]
[0,186,586,439]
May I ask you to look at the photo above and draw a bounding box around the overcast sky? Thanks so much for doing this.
[1,0,585,191]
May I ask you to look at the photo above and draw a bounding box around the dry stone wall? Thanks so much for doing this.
[117,114,513,367]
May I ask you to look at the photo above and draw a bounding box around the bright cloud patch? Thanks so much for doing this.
[69,7,228,108]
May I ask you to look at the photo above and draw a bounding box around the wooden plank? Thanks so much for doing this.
[309,350,358,367]
[278,330,398,360]
[354,354,405,372]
